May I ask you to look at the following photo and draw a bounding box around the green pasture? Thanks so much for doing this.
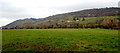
[2,29,119,51]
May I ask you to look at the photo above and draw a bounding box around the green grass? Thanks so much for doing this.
[2,29,119,51]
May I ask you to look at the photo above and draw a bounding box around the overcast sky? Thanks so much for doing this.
[0,0,119,27]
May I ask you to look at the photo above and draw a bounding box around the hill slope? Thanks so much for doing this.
[2,7,120,29]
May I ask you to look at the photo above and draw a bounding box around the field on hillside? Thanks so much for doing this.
[2,29,119,51]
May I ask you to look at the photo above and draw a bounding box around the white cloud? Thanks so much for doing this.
[0,0,119,27]
[0,18,15,26]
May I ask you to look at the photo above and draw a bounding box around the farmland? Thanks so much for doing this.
[2,29,119,51]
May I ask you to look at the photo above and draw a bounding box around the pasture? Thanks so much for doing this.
[2,29,118,51]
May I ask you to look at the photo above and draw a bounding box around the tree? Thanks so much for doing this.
[82,17,85,21]
[73,18,76,20]
[76,18,79,20]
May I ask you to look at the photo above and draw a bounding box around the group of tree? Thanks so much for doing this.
[73,17,85,21]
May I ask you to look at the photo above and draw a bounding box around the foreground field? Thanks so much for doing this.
[2,29,118,51]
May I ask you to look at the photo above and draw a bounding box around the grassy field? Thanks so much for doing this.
[2,29,119,51]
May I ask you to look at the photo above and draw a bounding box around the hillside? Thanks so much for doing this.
[2,7,120,29]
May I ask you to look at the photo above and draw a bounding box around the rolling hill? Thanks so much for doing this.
[2,7,120,29]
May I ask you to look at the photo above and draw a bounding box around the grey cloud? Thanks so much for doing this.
[118,1,120,7]
[0,1,119,20]
[48,2,118,12]
[0,2,32,19]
